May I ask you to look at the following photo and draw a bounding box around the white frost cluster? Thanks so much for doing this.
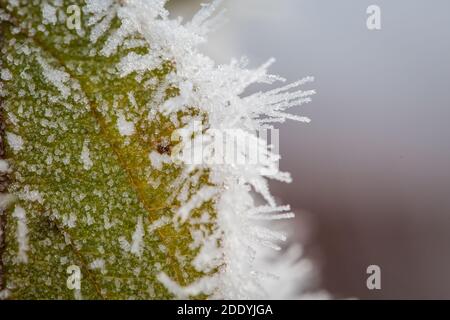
[12,205,29,264]
[36,56,71,98]
[1,68,12,81]
[41,3,57,25]
[84,0,317,299]
[89,258,106,271]
[130,216,145,257]
[5,132,24,153]
[0,159,10,173]
[117,112,135,136]
[80,140,93,170]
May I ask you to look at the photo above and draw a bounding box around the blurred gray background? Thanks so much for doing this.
[169,0,450,299]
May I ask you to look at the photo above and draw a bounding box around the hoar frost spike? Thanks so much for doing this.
[108,0,316,299]
[0,0,324,299]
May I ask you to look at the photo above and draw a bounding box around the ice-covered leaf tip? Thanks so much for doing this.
[0,0,317,299]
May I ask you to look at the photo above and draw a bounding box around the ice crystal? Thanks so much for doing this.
[0,0,318,299]
[11,205,28,264]
[116,112,135,136]
[80,140,93,170]
[130,216,144,257]
[5,132,23,153]
[109,0,316,299]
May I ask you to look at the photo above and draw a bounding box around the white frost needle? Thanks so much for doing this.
[97,0,316,298]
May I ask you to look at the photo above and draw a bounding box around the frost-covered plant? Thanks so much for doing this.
[0,0,317,299]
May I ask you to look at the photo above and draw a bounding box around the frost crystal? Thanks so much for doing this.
[41,3,57,25]
[117,112,135,136]
[36,56,71,98]
[18,188,44,204]
[6,132,24,153]
[12,205,29,264]
[0,0,318,300]
[148,150,171,171]
[86,0,318,299]
[177,186,218,222]
[1,68,12,81]
[148,216,170,233]
[80,140,93,170]
[130,216,145,257]
[0,160,9,173]
[90,258,105,271]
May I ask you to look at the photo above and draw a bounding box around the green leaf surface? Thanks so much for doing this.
[0,0,213,299]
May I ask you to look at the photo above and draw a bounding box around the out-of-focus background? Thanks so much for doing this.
[168,0,450,299]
